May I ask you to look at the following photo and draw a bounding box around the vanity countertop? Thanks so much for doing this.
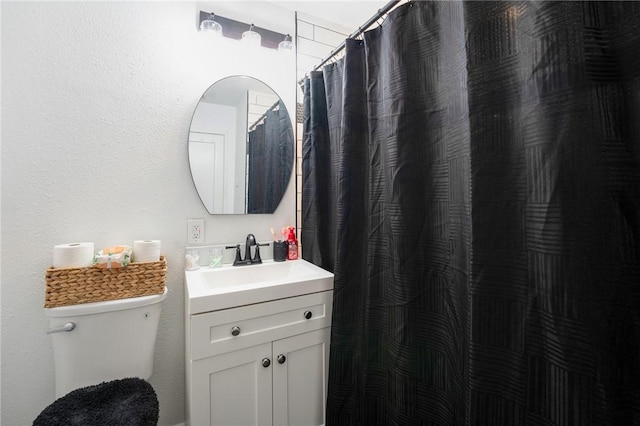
[185,259,334,314]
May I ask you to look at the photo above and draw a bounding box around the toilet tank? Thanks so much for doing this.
[44,288,168,398]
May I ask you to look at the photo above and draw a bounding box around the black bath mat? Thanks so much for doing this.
[33,377,158,426]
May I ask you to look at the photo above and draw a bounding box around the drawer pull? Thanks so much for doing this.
[277,354,286,364]
[262,358,271,368]
[304,311,312,320]
[231,326,241,336]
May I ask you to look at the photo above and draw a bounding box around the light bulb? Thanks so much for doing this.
[242,24,261,47]
[200,13,222,37]
[278,34,293,52]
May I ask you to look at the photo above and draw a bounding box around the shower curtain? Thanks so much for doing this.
[302,2,640,424]
[247,100,293,213]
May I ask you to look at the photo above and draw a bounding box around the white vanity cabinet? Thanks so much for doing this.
[186,289,333,426]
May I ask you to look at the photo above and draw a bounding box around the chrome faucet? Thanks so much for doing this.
[225,234,269,266]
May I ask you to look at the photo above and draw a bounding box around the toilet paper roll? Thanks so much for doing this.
[132,240,161,263]
[53,242,95,269]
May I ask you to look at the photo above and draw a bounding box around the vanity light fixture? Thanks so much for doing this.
[198,11,287,51]
[242,24,262,47]
[278,34,293,52]
[199,12,223,37]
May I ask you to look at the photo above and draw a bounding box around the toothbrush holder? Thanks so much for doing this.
[273,241,287,262]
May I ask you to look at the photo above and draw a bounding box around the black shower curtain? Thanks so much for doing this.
[247,100,293,213]
[302,2,640,424]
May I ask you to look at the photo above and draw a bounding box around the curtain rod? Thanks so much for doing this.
[299,0,403,83]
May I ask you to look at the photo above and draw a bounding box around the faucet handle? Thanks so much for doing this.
[253,243,269,263]
[225,245,242,265]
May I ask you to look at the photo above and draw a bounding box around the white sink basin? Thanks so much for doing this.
[185,259,334,314]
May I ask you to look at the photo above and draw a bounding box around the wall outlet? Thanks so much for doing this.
[187,219,205,244]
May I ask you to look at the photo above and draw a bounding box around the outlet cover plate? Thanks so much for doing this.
[188,219,204,244]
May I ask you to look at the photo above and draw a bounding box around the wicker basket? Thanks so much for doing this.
[45,256,167,308]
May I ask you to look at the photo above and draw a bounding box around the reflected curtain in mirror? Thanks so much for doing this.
[247,100,293,213]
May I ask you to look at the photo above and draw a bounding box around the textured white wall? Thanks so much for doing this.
[1,2,296,424]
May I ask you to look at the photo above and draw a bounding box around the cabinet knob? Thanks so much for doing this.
[304,311,312,320]
[277,354,286,364]
[231,326,241,336]
[262,358,271,368]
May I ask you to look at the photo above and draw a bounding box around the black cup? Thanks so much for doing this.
[273,241,287,261]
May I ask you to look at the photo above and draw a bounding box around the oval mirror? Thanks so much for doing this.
[188,76,294,214]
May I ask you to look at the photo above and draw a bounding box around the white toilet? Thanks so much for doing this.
[44,288,168,398]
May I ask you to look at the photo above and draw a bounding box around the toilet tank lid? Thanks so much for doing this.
[44,287,168,317]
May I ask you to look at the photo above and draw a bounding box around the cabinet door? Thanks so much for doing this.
[191,342,273,426]
[272,328,331,426]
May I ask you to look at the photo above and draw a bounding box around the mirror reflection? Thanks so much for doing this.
[188,76,294,214]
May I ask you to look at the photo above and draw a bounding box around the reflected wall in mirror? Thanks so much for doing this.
[188,76,294,214]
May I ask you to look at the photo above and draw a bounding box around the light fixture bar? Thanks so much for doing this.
[198,11,288,50]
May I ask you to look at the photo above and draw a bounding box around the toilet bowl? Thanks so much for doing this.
[44,288,168,398]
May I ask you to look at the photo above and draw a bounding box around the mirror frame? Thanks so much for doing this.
[188,75,294,215]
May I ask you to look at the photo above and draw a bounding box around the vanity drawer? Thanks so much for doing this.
[190,290,333,361]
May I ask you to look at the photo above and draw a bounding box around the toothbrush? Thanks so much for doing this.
[270,228,279,241]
